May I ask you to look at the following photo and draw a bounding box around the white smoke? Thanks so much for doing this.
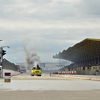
[23,45,41,71]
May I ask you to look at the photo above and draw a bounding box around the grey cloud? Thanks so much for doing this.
[0,0,14,5]
[1,0,100,21]
[0,0,79,20]
[25,0,52,4]
[75,0,100,18]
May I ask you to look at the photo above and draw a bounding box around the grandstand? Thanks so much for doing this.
[53,38,100,75]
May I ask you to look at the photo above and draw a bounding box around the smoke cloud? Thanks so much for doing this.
[23,44,41,70]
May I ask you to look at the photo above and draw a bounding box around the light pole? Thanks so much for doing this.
[0,46,10,78]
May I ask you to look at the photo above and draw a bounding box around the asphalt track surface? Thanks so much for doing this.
[0,74,100,100]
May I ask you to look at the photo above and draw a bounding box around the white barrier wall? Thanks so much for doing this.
[3,69,20,77]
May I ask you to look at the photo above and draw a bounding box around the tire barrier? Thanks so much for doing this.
[53,71,77,75]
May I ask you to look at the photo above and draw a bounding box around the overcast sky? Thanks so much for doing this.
[0,0,100,63]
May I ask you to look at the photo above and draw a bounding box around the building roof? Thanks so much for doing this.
[53,38,100,64]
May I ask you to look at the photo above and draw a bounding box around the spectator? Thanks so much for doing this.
[50,72,52,76]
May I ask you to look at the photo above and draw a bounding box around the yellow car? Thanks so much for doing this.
[31,65,41,76]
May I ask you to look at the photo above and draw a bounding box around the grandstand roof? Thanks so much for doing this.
[53,38,100,65]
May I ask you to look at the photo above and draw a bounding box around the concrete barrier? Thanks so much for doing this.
[52,74,100,81]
